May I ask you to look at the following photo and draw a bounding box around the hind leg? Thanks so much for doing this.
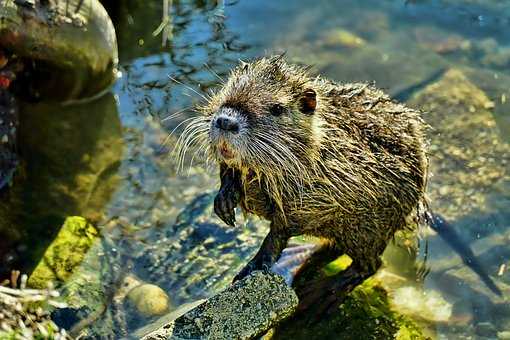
[296,254,383,319]
[272,241,340,286]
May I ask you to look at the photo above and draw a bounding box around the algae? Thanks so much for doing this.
[27,216,98,289]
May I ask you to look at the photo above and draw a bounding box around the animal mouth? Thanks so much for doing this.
[218,141,234,159]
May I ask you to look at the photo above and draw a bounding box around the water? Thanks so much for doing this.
[1,0,509,338]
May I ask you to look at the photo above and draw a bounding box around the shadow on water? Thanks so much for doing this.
[0,93,123,278]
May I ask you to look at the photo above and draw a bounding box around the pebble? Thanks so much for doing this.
[127,284,171,317]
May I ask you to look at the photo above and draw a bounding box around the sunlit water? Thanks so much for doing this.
[1,0,509,338]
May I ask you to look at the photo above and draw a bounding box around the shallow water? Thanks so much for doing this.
[1,0,509,338]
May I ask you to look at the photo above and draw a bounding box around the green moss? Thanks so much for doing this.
[323,254,353,276]
[27,216,98,289]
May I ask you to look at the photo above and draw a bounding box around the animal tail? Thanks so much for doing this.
[424,210,502,296]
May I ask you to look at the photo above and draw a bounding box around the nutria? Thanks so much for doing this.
[179,55,500,315]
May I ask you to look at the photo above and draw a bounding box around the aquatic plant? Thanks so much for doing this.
[0,272,69,339]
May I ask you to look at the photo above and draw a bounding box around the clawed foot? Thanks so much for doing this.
[214,186,240,227]
[232,256,272,283]
[232,263,255,283]
[214,165,242,227]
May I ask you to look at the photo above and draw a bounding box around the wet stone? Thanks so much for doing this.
[0,0,118,101]
[141,271,298,340]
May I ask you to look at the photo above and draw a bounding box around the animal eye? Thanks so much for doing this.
[269,104,285,117]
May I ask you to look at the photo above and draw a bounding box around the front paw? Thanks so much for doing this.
[214,188,239,227]
[232,258,272,283]
[232,262,258,283]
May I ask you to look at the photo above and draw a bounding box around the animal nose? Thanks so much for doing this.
[215,116,239,133]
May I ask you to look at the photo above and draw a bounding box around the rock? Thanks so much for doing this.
[27,216,98,289]
[414,27,471,55]
[272,278,428,340]
[127,283,171,317]
[407,69,510,337]
[23,217,121,338]
[21,217,142,339]
[0,0,118,101]
[274,9,448,97]
[320,29,366,49]
[408,68,510,222]
[56,239,117,338]
[140,271,298,340]
[481,48,510,69]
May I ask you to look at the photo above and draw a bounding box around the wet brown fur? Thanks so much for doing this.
[181,56,427,310]
[183,56,428,267]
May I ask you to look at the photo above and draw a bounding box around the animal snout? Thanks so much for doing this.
[215,116,240,133]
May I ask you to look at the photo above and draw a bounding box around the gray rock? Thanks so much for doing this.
[140,271,298,340]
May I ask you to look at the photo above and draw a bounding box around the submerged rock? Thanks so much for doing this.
[320,28,366,49]
[141,271,298,340]
[498,331,510,340]
[137,192,267,305]
[409,68,510,222]
[25,216,135,338]
[390,286,452,323]
[407,68,510,338]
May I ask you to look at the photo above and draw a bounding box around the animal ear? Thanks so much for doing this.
[239,60,249,72]
[300,89,316,114]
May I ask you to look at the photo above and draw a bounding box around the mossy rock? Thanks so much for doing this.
[27,216,98,289]
[408,68,510,221]
[271,277,426,340]
[271,249,428,340]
